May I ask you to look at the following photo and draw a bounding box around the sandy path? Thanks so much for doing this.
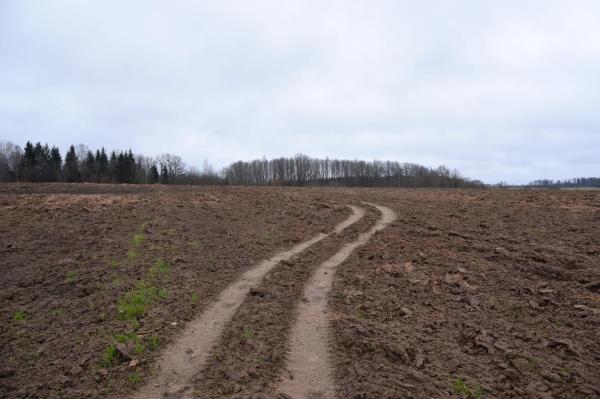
[277,203,396,399]
[133,206,365,399]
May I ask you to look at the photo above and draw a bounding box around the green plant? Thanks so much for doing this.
[149,258,170,281]
[66,271,77,282]
[452,377,484,399]
[109,258,120,268]
[158,288,168,299]
[242,328,254,339]
[12,310,26,322]
[115,332,137,343]
[128,373,143,384]
[131,233,145,247]
[118,282,159,320]
[101,344,118,367]
[527,357,539,370]
[111,278,123,288]
[191,292,200,305]
[127,249,138,261]
[134,342,145,355]
[149,336,160,351]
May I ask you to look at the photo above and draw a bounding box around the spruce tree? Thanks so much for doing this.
[49,146,62,181]
[149,165,159,184]
[63,145,81,182]
[83,151,96,182]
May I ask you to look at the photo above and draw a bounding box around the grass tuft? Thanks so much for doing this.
[131,233,145,247]
[149,336,160,351]
[128,373,143,384]
[117,281,159,320]
[452,377,484,399]
[242,328,255,339]
[65,271,77,282]
[12,310,27,322]
[149,258,170,281]
[101,344,118,368]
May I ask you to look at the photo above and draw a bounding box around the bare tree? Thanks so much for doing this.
[0,141,23,181]
[158,153,185,182]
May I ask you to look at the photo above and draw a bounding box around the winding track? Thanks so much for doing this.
[134,206,365,399]
[276,203,396,398]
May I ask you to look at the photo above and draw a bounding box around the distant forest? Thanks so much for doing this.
[0,140,484,188]
[528,177,600,188]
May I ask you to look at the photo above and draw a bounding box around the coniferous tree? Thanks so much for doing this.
[63,145,81,182]
[82,151,96,182]
[109,151,118,183]
[49,146,62,181]
[98,148,109,182]
[149,165,159,184]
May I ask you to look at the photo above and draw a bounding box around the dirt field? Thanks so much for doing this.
[1,184,599,398]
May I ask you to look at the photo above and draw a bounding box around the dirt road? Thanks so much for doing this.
[134,206,367,398]
[133,203,394,398]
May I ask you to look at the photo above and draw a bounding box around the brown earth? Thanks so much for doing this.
[0,184,349,398]
[330,189,600,399]
[1,184,599,399]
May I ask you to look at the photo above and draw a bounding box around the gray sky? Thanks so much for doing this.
[1,0,599,184]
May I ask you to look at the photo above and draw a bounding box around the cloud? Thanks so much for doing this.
[1,0,599,184]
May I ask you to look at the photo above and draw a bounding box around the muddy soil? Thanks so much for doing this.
[2,185,599,399]
[0,184,349,398]
[190,205,379,398]
[330,189,600,398]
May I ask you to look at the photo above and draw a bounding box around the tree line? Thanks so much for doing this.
[528,177,600,188]
[223,154,483,187]
[0,140,483,188]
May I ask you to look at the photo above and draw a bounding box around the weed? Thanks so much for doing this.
[191,292,200,306]
[12,310,26,322]
[109,258,120,268]
[127,249,138,261]
[128,373,143,384]
[101,344,118,368]
[131,233,145,247]
[242,328,255,339]
[158,288,168,299]
[66,271,77,282]
[149,258,170,281]
[111,278,123,288]
[118,281,159,320]
[527,357,539,370]
[452,377,484,399]
[335,291,345,299]
[134,342,145,355]
[115,332,137,343]
[149,336,160,351]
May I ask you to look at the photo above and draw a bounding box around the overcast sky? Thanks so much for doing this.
[1,1,599,184]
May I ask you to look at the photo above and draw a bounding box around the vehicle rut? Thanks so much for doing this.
[277,203,396,399]
[133,206,365,399]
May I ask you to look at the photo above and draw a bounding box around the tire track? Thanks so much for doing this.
[190,205,379,397]
[133,206,365,399]
[277,203,396,399]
